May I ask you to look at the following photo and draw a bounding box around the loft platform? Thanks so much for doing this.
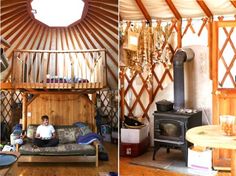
[2,49,107,92]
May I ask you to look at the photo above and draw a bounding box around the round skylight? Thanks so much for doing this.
[31,0,85,27]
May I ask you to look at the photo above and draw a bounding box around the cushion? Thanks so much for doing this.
[73,122,89,128]
[26,125,38,139]
[19,143,96,156]
[55,126,78,144]
[77,126,92,136]
[73,122,92,136]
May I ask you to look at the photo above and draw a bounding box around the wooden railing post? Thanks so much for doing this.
[11,49,107,89]
[101,50,107,88]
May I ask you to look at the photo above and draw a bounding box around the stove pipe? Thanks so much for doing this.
[173,48,194,110]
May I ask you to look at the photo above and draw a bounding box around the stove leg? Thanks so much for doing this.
[167,148,170,153]
[153,145,160,160]
[180,145,188,166]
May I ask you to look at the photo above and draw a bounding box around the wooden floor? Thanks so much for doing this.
[120,156,231,176]
[17,142,118,176]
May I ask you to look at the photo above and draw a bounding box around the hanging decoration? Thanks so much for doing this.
[120,20,173,81]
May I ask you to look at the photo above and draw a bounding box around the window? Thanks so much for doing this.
[31,0,85,27]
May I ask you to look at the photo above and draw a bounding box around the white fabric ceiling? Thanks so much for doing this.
[120,0,236,20]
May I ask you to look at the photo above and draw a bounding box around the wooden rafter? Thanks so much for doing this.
[196,0,213,18]
[230,0,236,8]
[135,0,151,21]
[165,0,181,20]
[26,94,39,106]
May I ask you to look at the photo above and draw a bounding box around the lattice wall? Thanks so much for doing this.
[217,17,236,89]
[120,17,220,120]
[98,89,118,129]
[0,90,23,140]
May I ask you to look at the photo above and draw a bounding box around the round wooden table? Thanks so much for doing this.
[186,125,236,176]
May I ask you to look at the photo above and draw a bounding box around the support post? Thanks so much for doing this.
[208,17,213,80]
[92,93,97,132]
[119,67,125,121]
[231,150,236,176]
[22,93,28,131]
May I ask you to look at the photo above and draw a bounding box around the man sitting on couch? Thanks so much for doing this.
[33,115,59,147]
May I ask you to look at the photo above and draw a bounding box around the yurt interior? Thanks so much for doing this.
[119,0,235,176]
[1,0,236,176]
[0,0,118,175]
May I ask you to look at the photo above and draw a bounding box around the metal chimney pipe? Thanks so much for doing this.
[173,48,194,110]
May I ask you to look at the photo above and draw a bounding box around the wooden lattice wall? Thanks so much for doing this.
[0,90,22,140]
[120,17,232,121]
[98,89,118,129]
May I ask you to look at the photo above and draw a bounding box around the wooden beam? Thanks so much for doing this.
[14,49,106,53]
[89,1,118,12]
[230,0,236,8]
[177,20,182,48]
[22,93,28,131]
[0,83,13,89]
[165,0,181,20]
[208,18,213,80]
[196,0,213,18]
[26,94,39,106]
[87,13,117,35]
[119,13,123,22]
[135,0,151,21]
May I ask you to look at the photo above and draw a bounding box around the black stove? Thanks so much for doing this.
[152,49,203,165]
[152,110,202,165]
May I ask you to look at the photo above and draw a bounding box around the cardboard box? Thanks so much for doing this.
[188,147,212,170]
[121,125,149,144]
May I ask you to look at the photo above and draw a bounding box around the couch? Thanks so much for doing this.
[15,124,99,167]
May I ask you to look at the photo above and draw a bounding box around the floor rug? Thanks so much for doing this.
[130,148,218,176]
[99,172,118,176]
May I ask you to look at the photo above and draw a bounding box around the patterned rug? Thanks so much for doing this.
[130,148,218,176]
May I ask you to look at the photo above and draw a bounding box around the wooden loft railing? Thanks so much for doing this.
[11,49,107,91]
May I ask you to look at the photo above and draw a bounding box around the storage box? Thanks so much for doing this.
[121,125,149,144]
[120,136,150,157]
[188,146,212,170]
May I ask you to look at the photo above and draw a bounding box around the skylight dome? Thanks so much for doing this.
[31,0,85,27]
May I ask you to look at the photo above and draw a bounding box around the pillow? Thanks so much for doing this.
[77,126,92,136]
[73,122,89,128]
[56,126,78,144]
[73,122,92,137]
[26,125,38,139]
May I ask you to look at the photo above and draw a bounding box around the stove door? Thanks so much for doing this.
[154,118,185,142]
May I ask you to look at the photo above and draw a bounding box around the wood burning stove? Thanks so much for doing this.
[152,48,202,165]
[153,110,202,165]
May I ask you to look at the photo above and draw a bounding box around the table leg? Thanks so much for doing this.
[232,150,236,176]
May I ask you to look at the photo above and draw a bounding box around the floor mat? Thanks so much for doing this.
[130,148,218,176]
[98,172,118,176]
